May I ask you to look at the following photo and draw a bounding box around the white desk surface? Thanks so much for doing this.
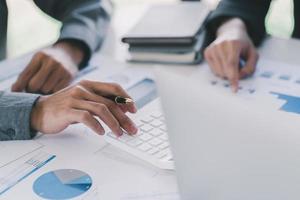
[1,4,300,200]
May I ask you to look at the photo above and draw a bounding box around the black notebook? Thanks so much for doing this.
[122,2,211,45]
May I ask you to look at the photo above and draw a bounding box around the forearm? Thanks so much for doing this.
[58,0,112,51]
[34,0,113,68]
[0,92,39,141]
[205,0,271,46]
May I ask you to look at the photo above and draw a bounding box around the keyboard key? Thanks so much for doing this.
[119,134,133,142]
[159,116,165,120]
[135,130,143,136]
[155,149,170,159]
[150,120,163,127]
[158,142,169,150]
[141,115,154,123]
[150,111,163,118]
[135,120,144,127]
[140,124,153,132]
[149,129,163,137]
[162,151,173,161]
[140,133,153,141]
[107,132,118,139]
[138,143,152,152]
[149,138,163,146]
[127,138,143,147]
[159,134,168,141]
[147,148,159,155]
[160,125,167,132]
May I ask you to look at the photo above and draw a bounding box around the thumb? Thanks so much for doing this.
[11,80,23,92]
[240,46,259,79]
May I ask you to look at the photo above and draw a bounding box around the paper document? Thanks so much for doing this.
[193,58,300,117]
[0,141,43,168]
[0,151,55,195]
[0,55,32,83]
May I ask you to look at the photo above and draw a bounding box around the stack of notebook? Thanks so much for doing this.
[122,2,211,65]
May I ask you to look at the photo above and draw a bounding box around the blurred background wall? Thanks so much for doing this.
[6,0,294,59]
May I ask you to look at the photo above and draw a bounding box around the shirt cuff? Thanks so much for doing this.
[0,92,40,141]
[56,38,91,70]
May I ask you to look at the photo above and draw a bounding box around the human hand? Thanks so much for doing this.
[12,41,84,94]
[204,18,259,92]
[30,80,138,137]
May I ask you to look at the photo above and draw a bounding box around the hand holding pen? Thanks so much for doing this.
[31,80,138,138]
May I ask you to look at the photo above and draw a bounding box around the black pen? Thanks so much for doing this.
[104,95,134,104]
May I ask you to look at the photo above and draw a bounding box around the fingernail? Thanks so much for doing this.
[232,86,238,93]
[116,129,123,137]
[97,128,105,135]
[131,128,138,135]
[132,123,138,132]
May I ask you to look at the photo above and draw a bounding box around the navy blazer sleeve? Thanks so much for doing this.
[33,0,113,68]
[206,0,272,46]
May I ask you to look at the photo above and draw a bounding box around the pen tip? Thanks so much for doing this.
[125,98,134,103]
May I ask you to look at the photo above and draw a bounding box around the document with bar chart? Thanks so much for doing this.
[0,139,57,197]
[197,58,300,117]
[0,151,55,195]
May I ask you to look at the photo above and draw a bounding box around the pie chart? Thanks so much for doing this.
[33,169,92,200]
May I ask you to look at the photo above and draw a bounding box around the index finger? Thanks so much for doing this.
[79,80,137,113]
[224,52,240,93]
[11,54,42,92]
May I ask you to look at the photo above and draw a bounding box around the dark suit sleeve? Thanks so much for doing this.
[205,0,272,46]
[33,0,113,68]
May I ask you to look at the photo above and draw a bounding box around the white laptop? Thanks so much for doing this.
[156,68,300,200]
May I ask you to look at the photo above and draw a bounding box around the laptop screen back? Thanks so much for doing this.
[156,68,300,200]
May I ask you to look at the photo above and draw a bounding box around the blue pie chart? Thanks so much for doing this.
[33,169,92,200]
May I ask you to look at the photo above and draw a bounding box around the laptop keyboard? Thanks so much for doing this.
[105,110,174,170]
